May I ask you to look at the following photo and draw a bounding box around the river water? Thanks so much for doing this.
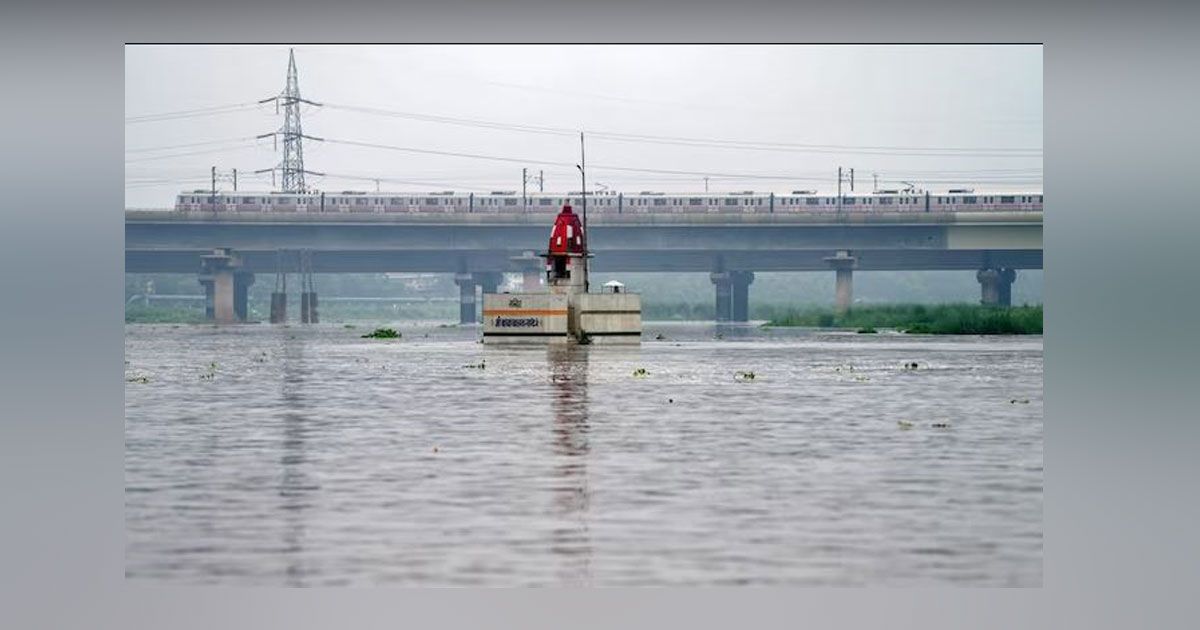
[125,322,1042,586]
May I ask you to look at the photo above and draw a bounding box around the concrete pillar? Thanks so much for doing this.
[835,268,853,313]
[234,272,254,322]
[999,268,1016,306]
[199,278,215,320]
[730,271,755,322]
[200,249,244,325]
[454,272,477,325]
[270,292,287,324]
[475,272,502,323]
[710,271,732,322]
[824,250,857,314]
[301,292,319,323]
[978,268,1016,306]
[213,271,235,324]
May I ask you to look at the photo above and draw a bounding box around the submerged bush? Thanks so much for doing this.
[768,304,1042,335]
[361,328,401,339]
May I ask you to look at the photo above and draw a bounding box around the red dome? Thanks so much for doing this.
[547,205,585,255]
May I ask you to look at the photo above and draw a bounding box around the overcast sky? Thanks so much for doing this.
[125,45,1041,207]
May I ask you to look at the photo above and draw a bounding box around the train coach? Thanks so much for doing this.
[175,189,1042,214]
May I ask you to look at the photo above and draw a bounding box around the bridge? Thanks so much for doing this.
[125,209,1043,324]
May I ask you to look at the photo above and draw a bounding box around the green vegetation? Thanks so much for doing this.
[361,328,401,339]
[125,305,208,324]
[767,304,1042,335]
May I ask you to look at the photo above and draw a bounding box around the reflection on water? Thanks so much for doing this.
[125,322,1043,586]
[279,333,313,586]
[547,345,592,585]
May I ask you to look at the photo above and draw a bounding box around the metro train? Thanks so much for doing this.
[174,188,1043,214]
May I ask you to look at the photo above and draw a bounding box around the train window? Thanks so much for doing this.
[1037,195,1043,203]
[504,198,518,206]
[689,198,703,205]
[653,198,667,206]
[540,198,554,205]
[843,197,856,204]
[723,198,738,206]
[962,196,977,204]
[424,198,438,205]
[806,198,820,205]
[878,197,893,204]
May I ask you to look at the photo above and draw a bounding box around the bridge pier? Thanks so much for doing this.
[199,278,215,320]
[300,292,319,323]
[199,248,246,324]
[234,272,254,322]
[731,271,754,322]
[825,250,857,314]
[710,271,732,322]
[454,272,503,324]
[977,267,1017,306]
[454,273,478,325]
[270,292,287,324]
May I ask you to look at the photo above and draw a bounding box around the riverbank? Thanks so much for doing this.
[766,304,1043,335]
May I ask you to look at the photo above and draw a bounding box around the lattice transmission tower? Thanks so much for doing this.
[256,48,323,192]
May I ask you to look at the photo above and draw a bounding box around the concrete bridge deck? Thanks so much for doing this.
[125,209,1042,323]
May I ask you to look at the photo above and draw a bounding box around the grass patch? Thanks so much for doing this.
[768,303,1042,335]
[361,327,401,339]
[125,305,208,324]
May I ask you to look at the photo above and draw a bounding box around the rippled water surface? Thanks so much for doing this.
[125,322,1042,586]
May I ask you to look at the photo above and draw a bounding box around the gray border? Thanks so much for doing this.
[6,1,1200,627]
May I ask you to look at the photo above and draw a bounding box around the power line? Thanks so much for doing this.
[123,141,261,163]
[125,102,260,124]
[125,136,259,154]
[322,101,1042,156]
[125,97,1042,160]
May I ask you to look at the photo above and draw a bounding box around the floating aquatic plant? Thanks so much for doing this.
[361,328,401,339]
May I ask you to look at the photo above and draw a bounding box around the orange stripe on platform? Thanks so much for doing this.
[483,309,568,316]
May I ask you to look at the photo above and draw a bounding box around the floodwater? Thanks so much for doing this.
[125,322,1042,586]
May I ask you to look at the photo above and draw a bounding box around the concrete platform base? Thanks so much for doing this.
[482,291,641,344]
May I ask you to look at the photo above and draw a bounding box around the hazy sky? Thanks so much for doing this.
[125,45,1042,207]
